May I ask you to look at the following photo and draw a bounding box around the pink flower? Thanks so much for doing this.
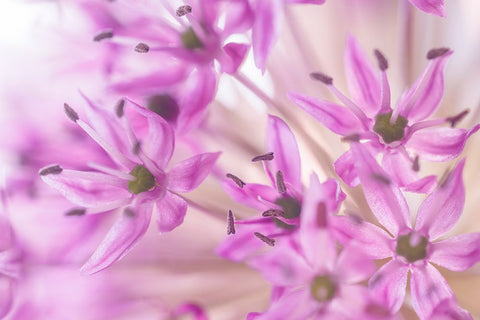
[288,36,479,193]
[247,174,375,319]
[409,0,445,17]
[337,144,480,319]
[251,0,326,71]
[40,95,220,274]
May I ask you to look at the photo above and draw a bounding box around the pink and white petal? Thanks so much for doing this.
[352,144,412,236]
[321,178,346,213]
[415,159,465,240]
[400,50,452,122]
[427,298,473,320]
[218,42,249,74]
[41,169,131,210]
[252,0,284,72]
[167,152,220,193]
[332,216,394,260]
[408,0,445,17]
[221,181,272,211]
[335,246,376,284]
[256,289,314,320]
[0,277,13,318]
[80,202,153,274]
[155,191,188,233]
[429,233,480,272]
[216,226,268,262]
[368,259,409,313]
[334,149,359,187]
[406,125,480,162]
[125,98,175,168]
[410,264,454,320]
[221,0,254,35]
[177,67,217,134]
[344,35,381,117]
[288,91,363,136]
[403,176,437,194]
[266,115,302,191]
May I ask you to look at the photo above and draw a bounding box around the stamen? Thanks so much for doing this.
[227,210,236,235]
[316,203,327,228]
[426,47,450,60]
[309,72,333,85]
[39,164,63,176]
[93,29,114,42]
[124,208,135,217]
[115,99,125,118]
[176,5,192,16]
[132,140,141,155]
[412,155,420,172]
[446,109,469,127]
[374,49,388,71]
[64,103,79,122]
[275,171,286,194]
[254,232,275,246]
[371,173,391,185]
[341,134,361,142]
[262,209,284,217]
[226,173,245,188]
[65,207,86,216]
[135,43,150,53]
[251,152,274,162]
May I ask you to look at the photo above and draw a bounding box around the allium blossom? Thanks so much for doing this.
[289,36,479,193]
[337,144,480,319]
[40,96,219,274]
[247,174,374,319]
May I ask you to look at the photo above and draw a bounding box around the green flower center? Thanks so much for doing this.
[181,27,204,50]
[147,94,179,122]
[127,165,156,194]
[395,232,428,263]
[274,196,302,219]
[373,111,408,144]
[310,275,337,302]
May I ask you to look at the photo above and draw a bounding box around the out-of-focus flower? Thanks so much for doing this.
[289,36,479,193]
[408,0,445,17]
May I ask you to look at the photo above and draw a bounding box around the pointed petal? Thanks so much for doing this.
[41,169,131,210]
[167,152,220,193]
[427,298,473,320]
[218,42,249,74]
[344,35,381,117]
[252,0,283,71]
[222,181,277,211]
[368,259,409,313]
[429,233,480,272]
[408,0,445,17]
[216,226,267,262]
[155,191,188,232]
[333,216,394,260]
[400,50,452,122]
[415,159,465,240]
[406,125,480,162]
[222,0,254,34]
[352,144,411,236]
[80,203,153,274]
[0,277,13,318]
[288,91,363,136]
[336,245,375,284]
[266,115,302,191]
[256,289,313,320]
[334,149,359,187]
[410,264,454,320]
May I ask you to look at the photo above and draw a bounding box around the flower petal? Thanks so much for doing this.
[0,277,13,318]
[266,115,302,192]
[155,191,188,232]
[406,125,480,162]
[352,144,412,236]
[167,152,220,193]
[334,149,359,187]
[336,245,375,284]
[415,159,465,240]
[408,0,445,17]
[429,233,480,272]
[218,42,249,74]
[80,202,153,274]
[368,259,409,313]
[399,50,452,122]
[344,35,381,117]
[287,91,363,136]
[427,298,473,320]
[410,264,454,320]
[222,181,277,211]
[252,0,284,71]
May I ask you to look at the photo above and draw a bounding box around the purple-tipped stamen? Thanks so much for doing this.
[64,103,79,122]
[176,5,192,17]
[93,29,114,42]
[275,170,286,194]
[371,173,391,185]
[226,173,246,188]
[251,152,274,162]
[135,43,150,53]
[254,232,275,246]
[374,49,388,71]
[412,155,420,172]
[262,209,285,217]
[446,109,469,127]
[427,47,451,60]
[227,210,236,235]
[65,207,87,216]
[39,164,63,176]
[310,72,333,85]
[115,99,125,118]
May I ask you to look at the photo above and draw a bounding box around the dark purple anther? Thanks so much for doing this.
[251,152,274,162]
[39,164,63,176]
[310,72,333,85]
[227,210,236,235]
[64,103,79,123]
[226,173,246,188]
[254,232,275,246]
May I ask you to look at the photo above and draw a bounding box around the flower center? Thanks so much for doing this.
[373,111,408,144]
[181,27,204,50]
[127,165,156,194]
[310,275,337,302]
[147,94,180,122]
[274,196,301,219]
[395,232,428,263]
